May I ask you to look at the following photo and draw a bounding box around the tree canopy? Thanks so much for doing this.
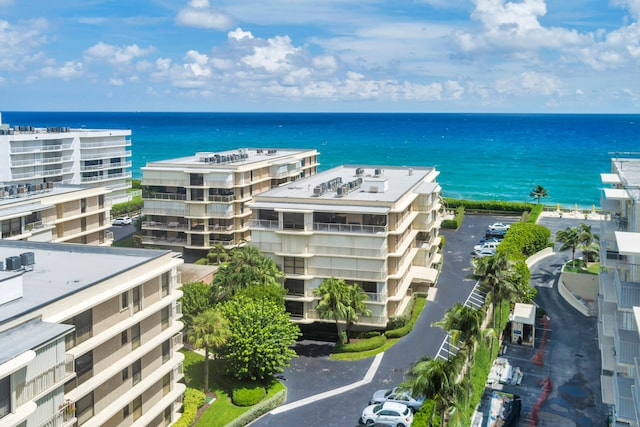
[180,281,213,332]
[219,296,300,382]
[187,308,230,394]
[529,185,549,204]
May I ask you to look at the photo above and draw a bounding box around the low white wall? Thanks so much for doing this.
[558,276,590,317]
[525,247,554,268]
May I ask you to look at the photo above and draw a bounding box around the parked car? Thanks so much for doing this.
[487,222,511,231]
[475,248,497,258]
[370,387,425,413]
[112,216,132,226]
[473,241,500,253]
[360,402,413,427]
[485,229,508,239]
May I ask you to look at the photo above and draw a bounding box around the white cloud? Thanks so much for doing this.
[495,71,562,96]
[612,0,640,19]
[0,18,49,71]
[176,0,233,30]
[41,61,83,79]
[109,77,124,86]
[84,42,154,64]
[241,35,300,73]
[228,27,253,41]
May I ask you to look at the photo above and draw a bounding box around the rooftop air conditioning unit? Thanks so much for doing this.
[6,256,21,271]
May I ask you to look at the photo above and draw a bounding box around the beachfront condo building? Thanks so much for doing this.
[0,114,132,204]
[598,156,640,426]
[140,148,319,254]
[0,183,114,245]
[0,239,184,427]
[247,165,442,328]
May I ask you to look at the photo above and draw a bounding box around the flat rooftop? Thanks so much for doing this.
[143,147,317,170]
[0,240,169,326]
[612,158,640,202]
[0,184,105,219]
[253,165,437,205]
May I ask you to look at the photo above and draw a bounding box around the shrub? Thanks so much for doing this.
[526,203,544,223]
[356,331,382,339]
[444,198,532,213]
[385,325,411,338]
[441,219,458,229]
[232,384,267,406]
[413,399,441,426]
[385,296,426,338]
[172,388,205,427]
[387,315,407,330]
[439,235,446,250]
[226,388,287,427]
[334,334,387,353]
[111,196,143,217]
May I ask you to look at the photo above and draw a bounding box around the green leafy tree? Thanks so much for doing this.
[313,277,349,344]
[529,184,549,204]
[187,308,230,394]
[180,281,213,332]
[211,246,283,303]
[344,284,373,343]
[236,282,286,305]
[556,226,582,265]
[207,242,229,265]
[579,223,600,263]
[220,296,300,383]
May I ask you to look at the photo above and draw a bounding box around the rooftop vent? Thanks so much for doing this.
[20,252,35,271]
[374,168,382,177]
[5,256,21,271]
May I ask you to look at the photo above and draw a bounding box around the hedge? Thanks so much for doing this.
[384,296,426,339]
[111,196,143,217]
[441,205,465,230]
[224,389,287,427]
[173,388,206,427]
[444,198,533,213]
[232,384,267,406]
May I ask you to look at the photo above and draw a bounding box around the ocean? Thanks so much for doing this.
[3,112,639,208]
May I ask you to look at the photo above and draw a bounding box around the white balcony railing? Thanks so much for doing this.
[313,222,387,234]
[247,219,280,229]
[16,354,74,406]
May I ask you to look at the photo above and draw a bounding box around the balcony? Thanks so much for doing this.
[80,140,132,149]
[613,375,636,424]
[11,156,72,167]
[10,144,72,154]
[312,222,387,234]
[306,309,387,326]
[142,192,187,201]
[80,150,131,161]
[80,171,132,183]
[142,221,188,231]
[141,235,186,246]
[142,207,187,216]
[613,315,640,366]
[173,301,183,320]
[80,160,132,172]
[16,354,75,406]
[248,219,280,229]
[311,244,386,258]
[205,194,234,202]
[172,332,183,350]
[12,168,72,180]
[307,266,386,281]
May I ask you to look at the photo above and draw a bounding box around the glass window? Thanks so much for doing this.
[0,376,10,418]
[122,405,130,419]
[76,392,94,425]
[132,396,142,421]
[132,286,141,313]
[161,306,170,330]
[122,367,129,381]
[284,257,304,275]
[161,272,170,297]
[121,330,128,345]
[75,351,93,385]
[120,292,128,311]
[162,373,171,395]
[131,323,141,349]
[282,212,304,230]
[64,309,93,350]
[162,340,170,363]
[132,359,142,385]
[163,405,172,426]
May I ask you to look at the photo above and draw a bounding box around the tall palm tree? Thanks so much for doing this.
[404,354,465,426]
[556,226,582,266]
[313,277,349,344]
[187,308,230,394]
[343,284,373,343]
[529,184,549,204]
[473,252,512,358]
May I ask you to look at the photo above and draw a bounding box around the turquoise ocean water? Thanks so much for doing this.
[3,112,639,208]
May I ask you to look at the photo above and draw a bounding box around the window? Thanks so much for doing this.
[75,351,93,386]
[132,359,142,385]
[0,376,9,418]
[163,405,172,426]
[132,286,141,313]
[64,309,93,350]
[162,340,170,363]
[131,323,141,349]
[122,367,129,381]
[282,212,304,230]
[76,392,94,425]
[122,405,130,419]
[161,306,170,330]
[132,396,142,421]
[284,279,305,296]
[283,257,304,275]
[162,373,171,395]
[120,292,129,311]
[161,272,170,297]
[81,198,87,214]
[121,330,128,345]
[98,195,104,209]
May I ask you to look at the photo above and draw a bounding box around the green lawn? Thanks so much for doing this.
[564,261,600,275]
[181,349,285,427]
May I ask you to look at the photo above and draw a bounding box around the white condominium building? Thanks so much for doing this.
[140,148,319,253]
[0,114,132,204]
[0,240,184,427]
[0,183,114,245]
[248,165,442,328]
[598,156,640,426]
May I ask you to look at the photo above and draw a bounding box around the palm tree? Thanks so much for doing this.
[187,308,230,395]
[529,184,549,204]
[473,252,513,358]
[343,284,373,343]
[579,223,600,263]
[556,226,582,266]
[404,354,465,426]
[313,277,349,344]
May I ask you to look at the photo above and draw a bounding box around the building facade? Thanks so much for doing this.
[140,148,319,253]
[248,165,442,328]
[0,115,132,204]
[598,156,640,426]
[0,183,114,245]
[0,240,184,427]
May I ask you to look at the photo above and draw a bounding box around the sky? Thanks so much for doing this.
[1,0,640,113]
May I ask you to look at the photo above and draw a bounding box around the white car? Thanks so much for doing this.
[112,216,132,226]
[370,387,425,413]
[360,401,413,427]
[475,248,497,258]
[487,222,511,231]
[473,241,500,253]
